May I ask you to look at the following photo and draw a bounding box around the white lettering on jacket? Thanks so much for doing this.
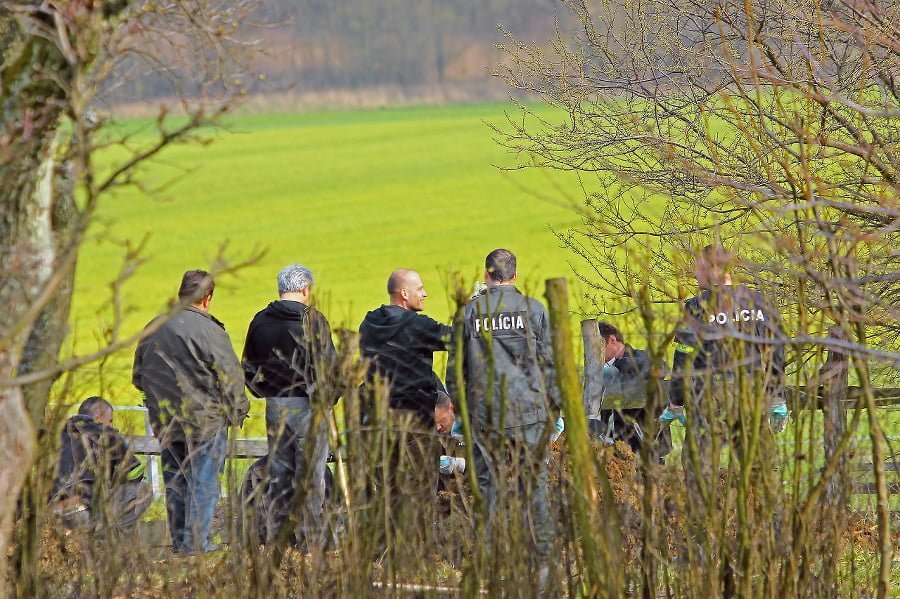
[473,312,526,334]
[708,309,766,325]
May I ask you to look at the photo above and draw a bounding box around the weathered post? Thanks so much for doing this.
[581,319,606,420]
[545,278,622,597]
[821,326,849,512]
[817,325,850,594]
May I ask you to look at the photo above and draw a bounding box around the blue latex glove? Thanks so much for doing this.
[659,405,686,426]
[602,365,619,384]
[551,417,564,442]
[450,421,464,443]
[768,403,789,434]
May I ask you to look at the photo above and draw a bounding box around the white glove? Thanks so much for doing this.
[439,456,466,475]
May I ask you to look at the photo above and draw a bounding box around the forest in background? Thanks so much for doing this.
[107,0,573,109]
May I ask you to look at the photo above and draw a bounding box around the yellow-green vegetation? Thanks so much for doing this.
[66,103,591,428]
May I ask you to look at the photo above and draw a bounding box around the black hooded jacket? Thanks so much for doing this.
[242,300,339,404]
[51,415,144,503]
[359,304,451,417]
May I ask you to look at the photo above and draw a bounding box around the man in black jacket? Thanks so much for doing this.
[133,270,249,554]
[667,245,788,481]
[359,268,452,426]
[586,322,671,459]
[358,268,452,569]
[242,263,338,549]
[447,249,560,587]
[50,396,150,531]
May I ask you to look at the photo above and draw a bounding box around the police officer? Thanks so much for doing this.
[588,321,671,460]
[665,244,788,481]
[447,248,560,589]
[50,396,151,532]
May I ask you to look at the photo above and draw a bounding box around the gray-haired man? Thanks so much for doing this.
[242,264,339,550]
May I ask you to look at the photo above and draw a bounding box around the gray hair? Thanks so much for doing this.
[277,264,314,294]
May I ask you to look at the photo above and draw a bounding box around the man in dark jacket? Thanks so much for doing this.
[242,263,338,550]
[133,270,249,554]
[50,396,150,531]
[586,322,671,459]
[358,268,452,570]
[446,249,560,586]
[359,268,452,426]
[667,245,788,480]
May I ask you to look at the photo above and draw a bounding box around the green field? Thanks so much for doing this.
[67,102,592,416]
[62,102,898,523]
[65,102,899,455]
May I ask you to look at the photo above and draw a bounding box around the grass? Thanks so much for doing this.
[63,99,899,509]
[664,408,900,512]
[67,102,591,419]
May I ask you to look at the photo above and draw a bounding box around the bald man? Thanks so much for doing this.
[359,269,452,426]
[357,269,452,569]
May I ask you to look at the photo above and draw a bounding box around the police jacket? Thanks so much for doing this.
[671,284,786,408]
[447,284,560,430]
[51,415,145,503]
[359,304,451,420]
[242,300,339,405]
[133,307,250,444]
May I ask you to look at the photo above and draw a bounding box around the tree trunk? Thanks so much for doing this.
[0,17,78,596]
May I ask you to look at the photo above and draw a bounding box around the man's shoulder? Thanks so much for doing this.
[409,310,444,327]
[618,346,651,372]
[735,284,769,304]
[309,307,332,327]
[626,346,650,359]
[470,285,540,310]
[66,416,124,442]
[186,306,224,325]
[360,304,393,323]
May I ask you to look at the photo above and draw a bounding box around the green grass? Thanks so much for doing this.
[664,408,900,511]
[66,102,591,423]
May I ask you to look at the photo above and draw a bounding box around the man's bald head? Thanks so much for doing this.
[387,269,428,312]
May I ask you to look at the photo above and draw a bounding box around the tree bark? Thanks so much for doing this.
[0,10,87,596]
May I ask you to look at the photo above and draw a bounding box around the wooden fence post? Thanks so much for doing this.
[821,326,850,512]
[581,319,606,419]
[544,278,622,597]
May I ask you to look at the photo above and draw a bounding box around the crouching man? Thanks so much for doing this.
[49,396,151,532]
[585,322,672,461]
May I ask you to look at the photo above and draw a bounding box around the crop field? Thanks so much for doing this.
[67,102,592,417]
[65,103,899,450]
[40,103,897,597]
